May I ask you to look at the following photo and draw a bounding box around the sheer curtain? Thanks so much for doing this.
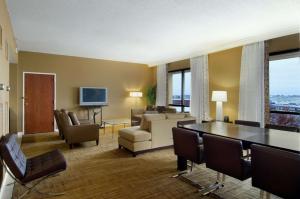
[190,55,210,123]
[156,64,167,106]
[239,41,265,127]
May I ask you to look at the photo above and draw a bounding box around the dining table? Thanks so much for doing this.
[177,121,300,171]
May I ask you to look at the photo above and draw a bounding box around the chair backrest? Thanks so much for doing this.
[0,134,27,179]
[54,110,62,131]
[172,127,204,164]
[265,124,299,132]
[235,120,260,127]
[203,134,248,180]
[177,120,196,128]
[252,144,300,198]
[59,111,73,133]
[68,112,80,125]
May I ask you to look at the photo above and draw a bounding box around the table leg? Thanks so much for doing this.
[112,124,114,138]
[103,123,106,135]
[177,155,187,171]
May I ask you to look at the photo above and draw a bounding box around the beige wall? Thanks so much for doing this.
[0,0,18,136]
[269,33,299,53]
[164,33,299,121]
[168,59,190,71]
[9,63,18,132]
[0,0,18,184]
[208,47,242,121]
[13,52,154,131]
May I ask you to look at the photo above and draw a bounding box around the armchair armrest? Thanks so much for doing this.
[65,124,99,144]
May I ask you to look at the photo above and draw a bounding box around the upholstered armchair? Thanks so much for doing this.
[59,111,99,149]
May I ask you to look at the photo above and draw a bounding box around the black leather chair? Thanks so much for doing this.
[265,124,299,132]
[235,120,261,153]
[177,120,196,128]
[252,144,300,199]
[201,134,251,195]
[0,133,67,199]
[234,120,260,127]
[172,127,205,188]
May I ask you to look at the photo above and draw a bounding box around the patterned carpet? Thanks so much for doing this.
[13,129,281,199]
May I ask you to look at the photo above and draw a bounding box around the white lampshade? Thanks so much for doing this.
[129,91,143,97]
[212,91,227,102]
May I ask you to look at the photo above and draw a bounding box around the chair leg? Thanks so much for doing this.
[17,173,65,199]
[118,145,122,149]
[96,139,99,145]
[199,172,225,196]
[172,161,203,190]
[69,144,73,149]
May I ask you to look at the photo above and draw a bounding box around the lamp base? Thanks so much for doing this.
[216,101,223,121]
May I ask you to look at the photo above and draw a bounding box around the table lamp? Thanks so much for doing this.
[212,91,227,121]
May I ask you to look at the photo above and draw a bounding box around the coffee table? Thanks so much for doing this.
[102,118,130,137]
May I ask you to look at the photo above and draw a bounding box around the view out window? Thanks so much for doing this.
[269,51,300,127]
[168,69,191,112]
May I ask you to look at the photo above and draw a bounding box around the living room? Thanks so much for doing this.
[1,0,300,199]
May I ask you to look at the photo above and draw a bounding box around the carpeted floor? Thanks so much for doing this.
[13,129,281,199]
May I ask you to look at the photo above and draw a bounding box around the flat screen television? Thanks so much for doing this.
[79,87,108,106]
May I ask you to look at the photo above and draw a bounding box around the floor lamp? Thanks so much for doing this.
[129,91,143,108]
[212,91,227,121]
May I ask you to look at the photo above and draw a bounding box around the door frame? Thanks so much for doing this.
[22,72,56,132]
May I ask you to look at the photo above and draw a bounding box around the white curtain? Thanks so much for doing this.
[239,41,265,127]
[190,55,210,123]
[156,64,167,106]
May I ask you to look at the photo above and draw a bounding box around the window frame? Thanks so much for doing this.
[269,48,300,115]
[168,68,191,113]
[269,48,300,126]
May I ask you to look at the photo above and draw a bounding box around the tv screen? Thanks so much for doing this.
[79,87,108,106]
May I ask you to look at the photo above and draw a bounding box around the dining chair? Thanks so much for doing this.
[200,134,251,196]
[235,119,261,154]
[172,127,205,189]
[265,124,299,132]
[234,120,260,127]
[252,144,300,199]
[177,120,196,128]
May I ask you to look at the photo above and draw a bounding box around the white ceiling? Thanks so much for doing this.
[6,0,300,66]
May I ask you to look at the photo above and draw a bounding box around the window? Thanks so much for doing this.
[168,69,191,112]
[269,50,300,127]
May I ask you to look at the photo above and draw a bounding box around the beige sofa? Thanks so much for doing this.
[118,113,195,156]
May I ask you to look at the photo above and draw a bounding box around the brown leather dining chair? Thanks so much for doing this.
[201,134,251,196]
[172,127,205,189]
[0,133,67,199]
[252,144,300,199]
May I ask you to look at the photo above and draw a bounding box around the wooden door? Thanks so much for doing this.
[24,73,55,134]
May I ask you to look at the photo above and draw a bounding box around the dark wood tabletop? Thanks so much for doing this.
[182,121,300,153]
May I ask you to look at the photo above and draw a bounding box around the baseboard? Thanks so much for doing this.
[0,132,23,199]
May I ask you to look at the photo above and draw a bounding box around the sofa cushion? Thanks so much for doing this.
[119,127,151,142]
[140,114,166,130]
[166,113,186,119]
[59,111,73,127]
[68,112,80,125]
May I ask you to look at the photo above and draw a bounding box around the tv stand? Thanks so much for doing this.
[86,105,107,127]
